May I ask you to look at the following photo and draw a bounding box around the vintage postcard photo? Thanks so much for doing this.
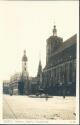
[0,0,79,124]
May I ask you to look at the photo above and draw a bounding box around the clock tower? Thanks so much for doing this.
[22,50,29,78]
[46,25,63,64]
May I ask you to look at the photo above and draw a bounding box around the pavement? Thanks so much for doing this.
[3,95,76,120]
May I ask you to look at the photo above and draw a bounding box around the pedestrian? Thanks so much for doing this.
[63,89,65,99]
[45,94,48,101]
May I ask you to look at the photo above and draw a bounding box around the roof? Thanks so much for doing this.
[63,34,77,48]
[47,35,63,43]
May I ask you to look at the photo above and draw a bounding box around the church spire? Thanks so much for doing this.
[37,59,42,77]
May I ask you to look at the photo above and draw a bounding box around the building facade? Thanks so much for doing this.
[41,25,76,96]
[9,73,21,95]
[29,77,39,94]
[3,80,10,94]
[29,60,43,94]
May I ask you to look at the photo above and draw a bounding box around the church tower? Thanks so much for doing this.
[46,24,63,65]
[22,50,28,78]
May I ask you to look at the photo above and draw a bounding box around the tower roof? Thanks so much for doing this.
[53,25,57,36]
[22,50,28,61]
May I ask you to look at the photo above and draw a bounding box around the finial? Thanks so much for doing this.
[53,20,57,36]
[24,49,26,55]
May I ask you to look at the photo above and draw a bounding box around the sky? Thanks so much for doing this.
[0,1,79,83]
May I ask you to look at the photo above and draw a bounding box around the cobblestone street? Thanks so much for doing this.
[3,95,76,120]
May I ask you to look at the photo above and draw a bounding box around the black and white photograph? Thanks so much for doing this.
[0,0,79,124]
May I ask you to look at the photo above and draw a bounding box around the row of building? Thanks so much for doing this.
[3,25,77,96]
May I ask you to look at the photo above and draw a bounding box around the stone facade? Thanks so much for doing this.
[41,26,77,96]
[3,80,10,94]
[29,77,39,94]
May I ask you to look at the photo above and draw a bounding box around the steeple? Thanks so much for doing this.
[53,25,57,36]
[37,59,42,77]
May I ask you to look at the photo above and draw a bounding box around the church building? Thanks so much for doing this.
[41,25,77,96]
